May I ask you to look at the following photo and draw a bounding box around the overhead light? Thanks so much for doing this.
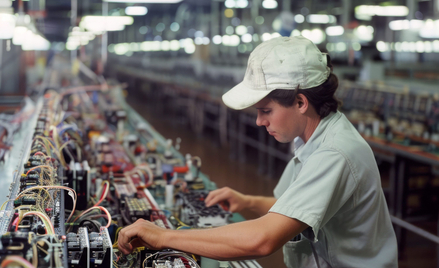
[376,41,388,52]
[125,6,148,16]
[355,5,409,19]
[80,16,133,33]
[0,13,15,39]
[241,33,252,43]
[307,14,336,24]
[301,28,326,44]
[326,25,344,36]
[354,25,374,42]
[262,0,278,9]
[294,14,305,23]
[225,0,248,8]
[12,26,27,45]
[419,19,439,38]
[104,0,182,3]
[389,19,424,31]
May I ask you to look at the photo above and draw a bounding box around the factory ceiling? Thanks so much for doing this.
[7,0,436,43]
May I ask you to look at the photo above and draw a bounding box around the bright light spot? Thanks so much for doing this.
[255,16,264,25]
[12,26,27,45]
[80,16,132,32]
[290,29,301,37]
[108,44,115,53]
[294,14,304,23]
[261,33,272,41]
[225,0,248,8]
[115,43,129,55]
[130,42,140,51]
[307,14,336,24]
[424,41,432,53]
[352,42,361,51]
[301,29,311,39]
[140,41,150,51]
[241,33,252,43]
[389,20,409,30]
[301,29,325,44]
[226,26,234,35]
[202,37,210,45]
[355,5,409,17]
[376,41,387,52]
[419,19,439,38]
[185,43,196,54]
[354,25,374,42]
[271,32,281,39]
[195,37,203,45]
[222,35,231,46]
[409,42,416,52]
[262,0,278,9]
[225,0,235,8]
[170,40,180,51]
[0,14,15,39]
[236,0,249,8]
[229,35,240,46]
[336,42,346,52]
[394,42,401,52]
[160,40,170,51]
[235,25,248,35]
[170,22,180,32]
[224,9,234,18]
[213,35,222,45]
[326,26,344,36]
[415,41,424,53]
[125,6,147,16]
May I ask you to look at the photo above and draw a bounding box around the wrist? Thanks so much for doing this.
[244,194,255,211]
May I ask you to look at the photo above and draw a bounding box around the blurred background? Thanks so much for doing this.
[1,0,439,267]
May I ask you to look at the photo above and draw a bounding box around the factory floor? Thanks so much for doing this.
[126,91,436,268]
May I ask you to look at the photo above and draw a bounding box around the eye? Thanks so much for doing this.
[260,109,271,115]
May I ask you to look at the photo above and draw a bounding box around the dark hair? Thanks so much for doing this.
[265,56,341,118]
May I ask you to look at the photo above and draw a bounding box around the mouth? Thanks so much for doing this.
[268,131,275,136]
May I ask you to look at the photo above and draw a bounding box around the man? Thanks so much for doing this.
[118,36,398,267]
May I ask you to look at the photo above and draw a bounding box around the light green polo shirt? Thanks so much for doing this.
[269,111,398,268]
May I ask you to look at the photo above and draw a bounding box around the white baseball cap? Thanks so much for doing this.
[222,36,331,110]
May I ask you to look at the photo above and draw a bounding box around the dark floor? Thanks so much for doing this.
[126,92,437,268]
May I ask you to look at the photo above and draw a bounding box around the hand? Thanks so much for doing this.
[117,219,167,255]
[205,187,249,213]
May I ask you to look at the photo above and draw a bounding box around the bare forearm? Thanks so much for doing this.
[246,195,277,216]
[164,220,269,260]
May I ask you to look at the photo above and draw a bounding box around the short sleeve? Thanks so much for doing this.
[269,148,358,242]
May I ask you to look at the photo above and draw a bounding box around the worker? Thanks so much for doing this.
[117,36,398,268]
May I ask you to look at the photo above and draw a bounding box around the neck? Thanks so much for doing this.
[300,113,321,143]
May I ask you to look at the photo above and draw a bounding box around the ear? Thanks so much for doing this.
[295,94,309,114]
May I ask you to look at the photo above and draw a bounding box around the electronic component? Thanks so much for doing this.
[176,191,231,228]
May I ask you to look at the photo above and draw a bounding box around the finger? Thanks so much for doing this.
[129,237,146,250]
[205,190,230,207]
[205,188,222,204]
[118,225,141,254]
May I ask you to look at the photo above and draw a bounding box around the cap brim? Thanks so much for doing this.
[222,82,273,110]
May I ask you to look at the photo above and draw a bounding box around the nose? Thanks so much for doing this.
[256,115,268,127]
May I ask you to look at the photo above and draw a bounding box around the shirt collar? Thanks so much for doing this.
[294,111,341,163]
